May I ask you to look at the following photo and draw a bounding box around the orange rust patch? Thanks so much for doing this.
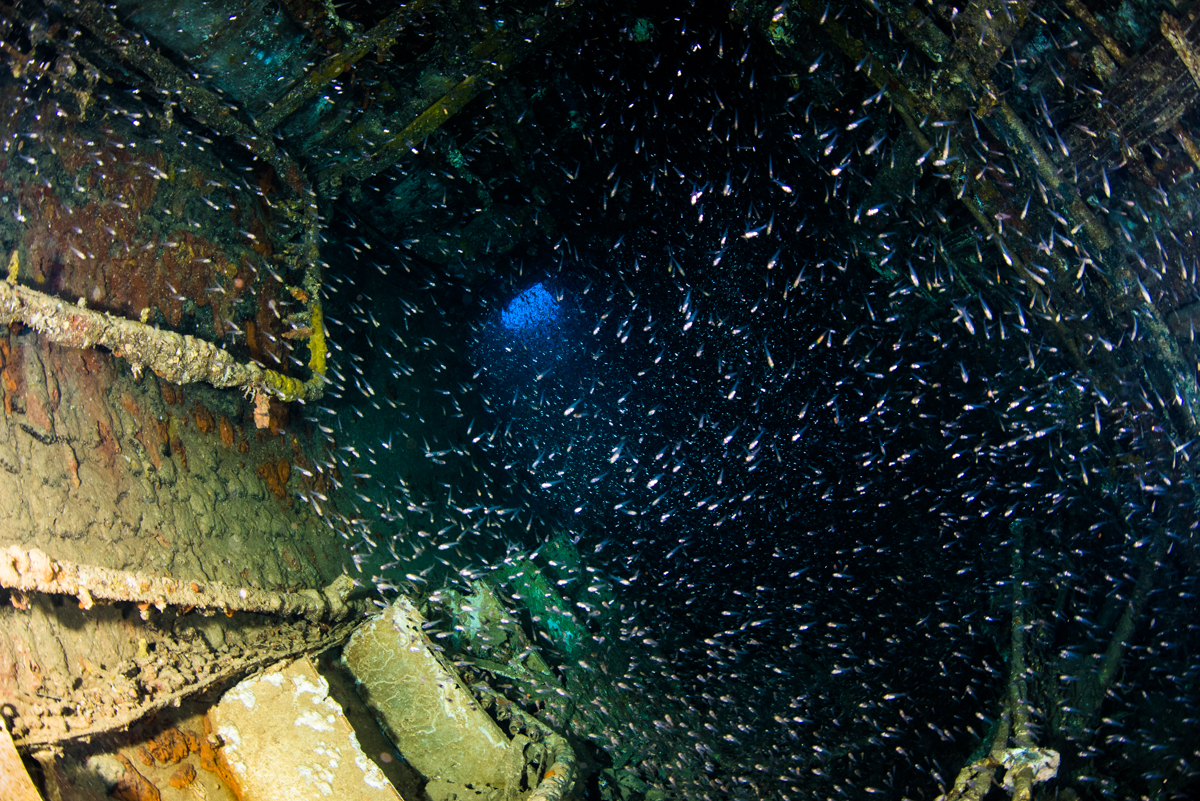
[136,414,165,471]
[284,159,304,194]
[12,142,269,339]
[247,217,272,257]
[161,381,178,406]
[44,347,62,409]
[120,392,140,418]
[257,457,291,499]
[181,728,202,752]
[170,435,187,472]
[256,165,277,198]
[64,447,80,489]
[145,727,191,765]
[201,715,242,798]
[0,337,22,415]
[168,763,196,789]
[245,318,261,365]
[146,417,169,471]
[267,397,290,435]
[111,753,161,801]
[95,419,120,468]
[255,291,286,370]
[218,415,234,447]
[25,383,52,432]
[192,404,215,435]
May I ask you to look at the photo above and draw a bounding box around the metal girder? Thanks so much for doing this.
[315,2,583,193]
[784,0,1200,441]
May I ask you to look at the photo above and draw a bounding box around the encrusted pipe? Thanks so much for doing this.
[936,717,1008,801]
[0,275,324,406]
[471,680,577,801]
[1006,527,1036,801]
[525,733,575,801]
[13,617,363,748]
[55,0,329,408]
[0,544,361,622]
[938,523,1060,801]
[1063,0,1129,66]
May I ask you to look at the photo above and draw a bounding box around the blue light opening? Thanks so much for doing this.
[501,283,560,332]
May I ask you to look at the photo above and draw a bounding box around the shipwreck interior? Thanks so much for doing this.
[1,0,1199,799]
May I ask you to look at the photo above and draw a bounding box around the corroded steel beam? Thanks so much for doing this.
[317,2,583,192]
[257,4,426,133]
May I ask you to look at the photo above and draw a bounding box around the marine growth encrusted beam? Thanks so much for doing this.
[0,270,326,406]
[0,545,361,622]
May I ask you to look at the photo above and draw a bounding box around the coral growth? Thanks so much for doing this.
[252,395,290,434]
